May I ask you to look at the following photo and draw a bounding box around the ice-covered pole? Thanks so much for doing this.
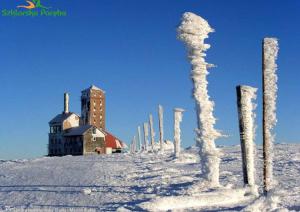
[130,141,133,154]
[158,105,164,152]
[236,85,257,189]
[143,122,149,152]
[262,38,279,193]
[138,126,142,152]
[149,114,155,151]
[133,136,137,152]
[174,108,184,158]
[177,12,222,186]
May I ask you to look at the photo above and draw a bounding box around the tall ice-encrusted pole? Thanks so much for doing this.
[149,114,155,150]
[143,123,149,152]
[177,12,221,186]
[158,105,164,152]
[236,85,257,190]
[174,108,184,158]
[133,135,137,153]
[262,38,279,194]
[138,126,142,152]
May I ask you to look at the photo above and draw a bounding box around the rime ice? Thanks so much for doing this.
[236,85,258,192]
[263,38,279,192]
[149,114,155,151]
[158,105,164,152]
[177,12,221,186]
[174,108,184,158]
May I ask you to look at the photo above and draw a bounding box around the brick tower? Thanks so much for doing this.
[81,85,105,130]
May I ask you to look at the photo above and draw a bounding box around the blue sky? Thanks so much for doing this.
[0,0,299,160]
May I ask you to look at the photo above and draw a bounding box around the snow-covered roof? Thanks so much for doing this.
[64,125,94,136]
[82,85,105,93]
[49,112,79,124]
[64,125,107,136]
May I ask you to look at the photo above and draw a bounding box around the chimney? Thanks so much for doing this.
[64,92,69,114]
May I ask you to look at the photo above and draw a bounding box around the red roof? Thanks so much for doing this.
[104,131,126,149]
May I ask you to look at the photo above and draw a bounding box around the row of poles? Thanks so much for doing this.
[236,38,279,195]
[129,106,185,158]
[129,38,278,195]
[129,13,278,196]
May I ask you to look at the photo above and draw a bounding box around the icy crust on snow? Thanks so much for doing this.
[0,144,299,211]
[263,37,279,189]
[140,188,254,211]
[239,86,257,188]
[177,12,221,186]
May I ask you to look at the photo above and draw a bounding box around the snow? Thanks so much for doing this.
[177,12,222,187]
[263,37,279,191]
[0,144,299,211]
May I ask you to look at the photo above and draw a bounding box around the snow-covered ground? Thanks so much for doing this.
[0,143,299,211]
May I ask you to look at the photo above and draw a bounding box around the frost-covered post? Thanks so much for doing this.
[236,85,257,189]
[130,141,133,154]
[158,105,164,152]
[177,12,221,186]
[134,135,137,153]
[138,126,142,152]
[143,122,149,152]
[262,38,279,193]
[149,114,155,151]
[131,136,136,153]
[174,108,184,158]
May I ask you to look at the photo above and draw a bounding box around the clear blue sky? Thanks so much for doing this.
[0,0,299,160]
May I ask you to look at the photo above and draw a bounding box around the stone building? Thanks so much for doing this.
[81,85,105,130]
[48,85,126,156]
